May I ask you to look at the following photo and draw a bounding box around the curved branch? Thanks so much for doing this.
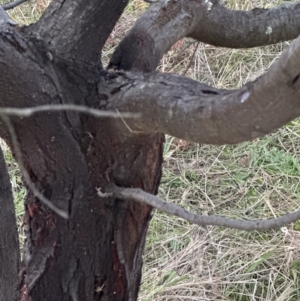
[0,7,16,25]
[106,34,300,144]
[101,184,300,231]
[27,0,129,63]
[188,0,300,48]
[109,0,300,71]
[1,0,28,10]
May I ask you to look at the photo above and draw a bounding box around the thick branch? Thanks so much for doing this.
[109,0,300,70]
[26,0,129,63]
[101,185,300,231]
[0,6,16,25]
[188,0,300,48]
[105,33,300,144]
[2,0,28,10]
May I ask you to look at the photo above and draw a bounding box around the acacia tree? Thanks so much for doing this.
[1,0,300,300]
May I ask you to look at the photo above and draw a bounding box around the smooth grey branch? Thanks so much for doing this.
[1,0,28,10]
[102,185,300,231]
[0,6,17,25]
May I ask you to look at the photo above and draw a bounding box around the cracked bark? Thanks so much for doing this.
[1,0,300,300]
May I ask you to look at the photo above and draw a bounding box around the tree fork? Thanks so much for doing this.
[2,0,300,300]
[0,24,164,301]
[0,3,164,298]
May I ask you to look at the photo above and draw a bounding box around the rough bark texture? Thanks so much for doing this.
[0,0,164,300]
[0,146,20,301]
[108,0,300,144]
[110,0,300,70]
[1,0,300,300]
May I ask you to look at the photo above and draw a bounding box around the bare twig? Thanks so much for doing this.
[116,109,144,134]
[0,105,138,219]
[1,0,28,10]
[182,42,200,76]
[1,115,69,219]
[101,185,300,231]
[0,104,140,119]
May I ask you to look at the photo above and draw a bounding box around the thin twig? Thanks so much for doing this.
[101,184,300,231]
[2,0,28,10]
[0,105,138,219]
[116,109,144,133]
[182,41,200,76]
[0,104,140,119]
[1,115,69,219]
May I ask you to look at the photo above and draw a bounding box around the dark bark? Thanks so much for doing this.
[16,127,163,301]
[26,0,129,64]
[0,146,20,301]
[0,1,164,300]
[110,0,300,71]
[1,0,300,300]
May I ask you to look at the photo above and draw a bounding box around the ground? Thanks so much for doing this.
[1,0,300,300]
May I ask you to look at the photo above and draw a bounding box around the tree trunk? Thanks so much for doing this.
[0,0,164,299]
[0,146,20,301]
[2,0,300,299]
[15,118,164,301]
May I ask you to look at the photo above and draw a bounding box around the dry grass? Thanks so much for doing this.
[2,0,300,300]
[140,135,300,301]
